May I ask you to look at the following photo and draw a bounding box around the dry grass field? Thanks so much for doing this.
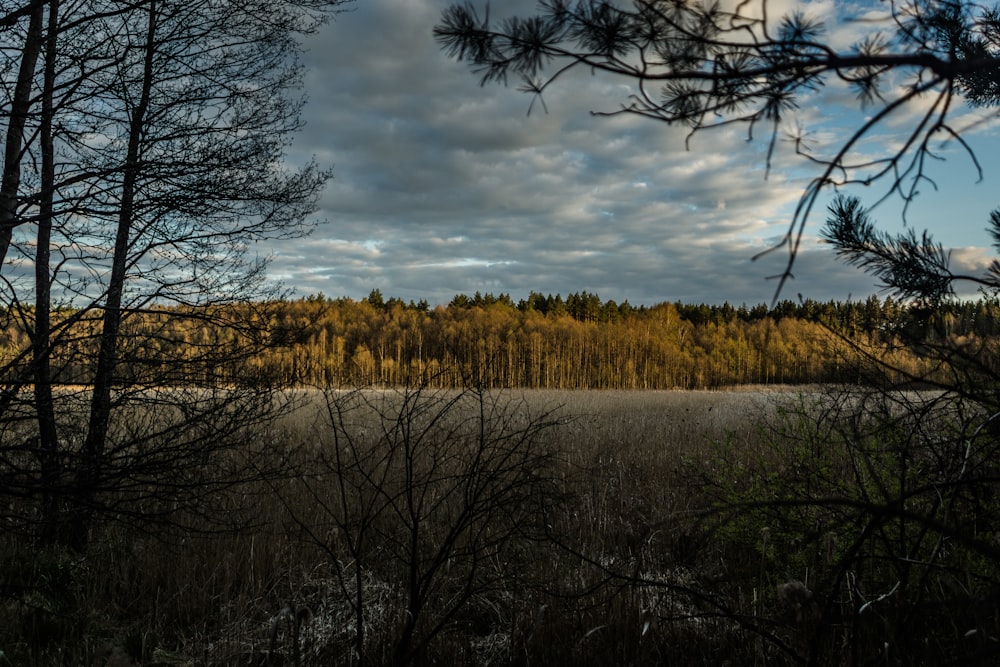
[3,385,997,665]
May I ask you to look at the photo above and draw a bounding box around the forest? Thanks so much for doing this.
[4,289,996,390]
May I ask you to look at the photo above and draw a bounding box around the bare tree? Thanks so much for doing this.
[0,0,351,550]
[278,385,567,665]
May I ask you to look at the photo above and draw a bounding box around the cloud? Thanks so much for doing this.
[272,0,998,307]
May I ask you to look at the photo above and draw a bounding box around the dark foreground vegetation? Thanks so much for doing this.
[4,385,1000,665]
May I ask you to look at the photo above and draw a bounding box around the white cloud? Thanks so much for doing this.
[273,0,998,306]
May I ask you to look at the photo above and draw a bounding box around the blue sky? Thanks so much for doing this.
[272,0,1000,307]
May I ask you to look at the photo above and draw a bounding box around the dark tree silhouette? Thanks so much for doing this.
[0,0,351,550]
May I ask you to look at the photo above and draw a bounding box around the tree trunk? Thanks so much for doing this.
[35,0,60,544]
[71,1,157,551]
[0,4,44,267]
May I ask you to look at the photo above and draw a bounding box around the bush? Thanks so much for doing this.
[692,386,1000,664]
[277,385,568,665]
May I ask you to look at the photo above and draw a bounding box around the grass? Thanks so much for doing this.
[3,385,995,665]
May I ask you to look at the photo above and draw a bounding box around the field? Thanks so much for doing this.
[3,385,998,665]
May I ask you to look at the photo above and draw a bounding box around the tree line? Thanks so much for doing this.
[5,290,996,390]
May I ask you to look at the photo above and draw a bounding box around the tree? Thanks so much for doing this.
[822,193,1000,405]
[0,0,350,550]
[435,0,1000,297]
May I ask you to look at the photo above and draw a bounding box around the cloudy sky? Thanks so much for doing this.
[272,0,1000,307]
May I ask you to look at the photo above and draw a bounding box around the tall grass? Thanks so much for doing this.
[7,385,988,665]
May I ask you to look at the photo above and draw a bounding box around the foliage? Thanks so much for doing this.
[4,292,999,390]
[822,196,1000,408]
[207,293,1000,388]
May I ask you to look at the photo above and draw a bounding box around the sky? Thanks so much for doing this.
[271,0,1000,308]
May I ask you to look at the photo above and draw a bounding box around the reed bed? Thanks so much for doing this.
[5,385,989,665]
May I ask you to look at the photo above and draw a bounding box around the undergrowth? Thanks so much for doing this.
[3,387,997,665]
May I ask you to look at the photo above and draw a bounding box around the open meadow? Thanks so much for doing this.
[3,385,999,666]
